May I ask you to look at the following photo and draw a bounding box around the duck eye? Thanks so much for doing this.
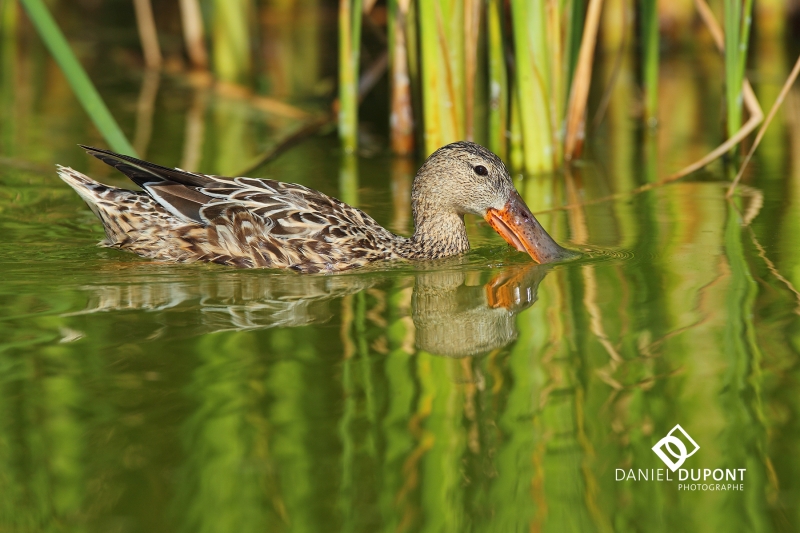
[473,165,488,176]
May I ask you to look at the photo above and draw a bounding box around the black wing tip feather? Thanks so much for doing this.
[78,144,140,166]
[77,143,216,189]
[78,143,104,153]
[79,144,165,173]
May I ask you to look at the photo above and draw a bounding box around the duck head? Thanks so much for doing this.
[411,141,574,264]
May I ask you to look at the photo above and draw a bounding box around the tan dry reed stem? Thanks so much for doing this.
[390,0,414,155]
[727,53,800,196]
[132,0,162,69]
[212,81,308,119]
[179,0,208,69]
[363,0,379,14]
[464,0,481,141]
[238,114,333,175]
[133,69,160,156]
[564,0,604,160]
[358,50,388,96]
[338,0,363,153]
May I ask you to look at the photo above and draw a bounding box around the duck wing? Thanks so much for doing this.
[81,145,224,224]
[81,146,396,269]
[81,146,349,232]
[80,145,218,188]
[199,177,350,236]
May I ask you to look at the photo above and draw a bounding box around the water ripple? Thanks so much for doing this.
[566,246,636,264]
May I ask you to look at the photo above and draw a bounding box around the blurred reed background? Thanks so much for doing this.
[7,0,800,179]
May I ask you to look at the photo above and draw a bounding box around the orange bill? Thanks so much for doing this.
[484,191,576,264]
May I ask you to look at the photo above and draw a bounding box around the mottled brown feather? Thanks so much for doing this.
[58,142,528,273]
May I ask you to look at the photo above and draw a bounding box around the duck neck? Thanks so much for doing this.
[404,210,470,259]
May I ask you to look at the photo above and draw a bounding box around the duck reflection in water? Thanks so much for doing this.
[411,264,545,357]
[69,261,548,358]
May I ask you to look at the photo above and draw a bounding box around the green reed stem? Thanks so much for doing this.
[510,0,554,173]
[464,0,480,140]
[564,0,585,92]
[724,0,740,135]
[738,0,754,105]
[547,0,564,163]
[212,0,252,85]
[509,87,524,171]
[418,0,444,154]
[419,0,469,154]
[724,0,753,140]
[487,0,508,159]
[19,0,137,156]
[640,0,658,126]
[338,0,363,153]
[447,0,466,139]
[339,152,359,207]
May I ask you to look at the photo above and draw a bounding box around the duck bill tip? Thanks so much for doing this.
[484,192,572,264]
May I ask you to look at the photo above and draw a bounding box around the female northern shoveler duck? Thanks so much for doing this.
[58,141,574,273]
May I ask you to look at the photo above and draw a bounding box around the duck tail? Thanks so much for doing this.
[57,165,116,206]
[57,165,146,246]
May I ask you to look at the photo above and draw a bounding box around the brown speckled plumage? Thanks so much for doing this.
[58,142,567,273]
